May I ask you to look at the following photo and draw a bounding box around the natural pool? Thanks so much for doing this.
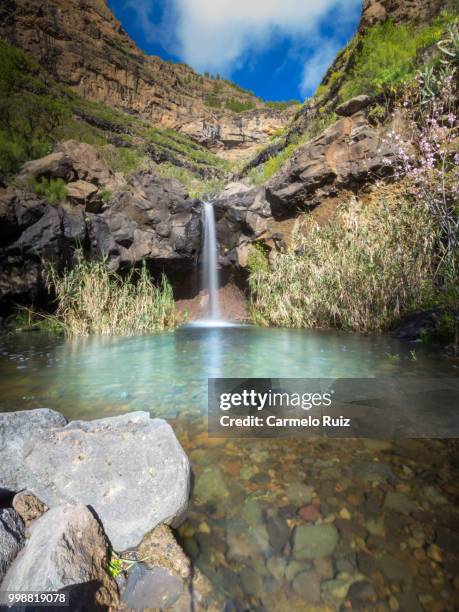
[0,327,458,610]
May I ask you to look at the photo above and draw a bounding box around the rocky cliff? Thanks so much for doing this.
[0,0,291,159]
[360,0,456,30]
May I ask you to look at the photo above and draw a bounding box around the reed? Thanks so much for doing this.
[248,189,442,332]
[44,254,175,336]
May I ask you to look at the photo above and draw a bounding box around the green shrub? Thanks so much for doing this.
[99,146,148,176]
[205,93,221,108]
[225,97,255,113]
[247,243,271,276]
[44,254,176,336]
[249,193,441,332]
[0,40,70,175]
[265,100,301,110]
[33,177,68,205]
[340,13,458,100]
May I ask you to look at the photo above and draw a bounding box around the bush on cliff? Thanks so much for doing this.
[248,188,441,332]
[44,255,175,336]
[0,41,70,175]
[340,13,458,101]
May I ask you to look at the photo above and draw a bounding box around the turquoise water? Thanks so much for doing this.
[1,328,458,609]
[0,327,455,419]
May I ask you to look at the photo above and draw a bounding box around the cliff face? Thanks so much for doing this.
[0,0,290,160]
[360,0,455,30]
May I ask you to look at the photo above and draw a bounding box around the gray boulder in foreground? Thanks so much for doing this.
[2,505,118,611]
[0,508,25,582]
[0,410,191,550]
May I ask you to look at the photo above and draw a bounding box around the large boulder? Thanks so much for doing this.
[265,111,395,217]
[0,508,25,582]
[122,524,225,611]
[0,410,191,550]
[0,170,202,307]
[335,95,372,117]
[106,171,201,269]
[66,179,101,210]
[2,505,119,611]
[57,140,113,186]
[16,140,114,189]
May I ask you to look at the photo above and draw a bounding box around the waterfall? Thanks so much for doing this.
[202,202,220,321]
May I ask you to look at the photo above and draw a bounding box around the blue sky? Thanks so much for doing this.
[107,0,361,102]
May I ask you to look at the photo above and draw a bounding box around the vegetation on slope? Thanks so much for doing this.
[243,11,458,183]
[0,39,227,191]
[248,49,459,342]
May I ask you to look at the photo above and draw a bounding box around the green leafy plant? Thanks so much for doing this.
[101,189,112,203]
[33,177,68,205]
[339,14,459,101]
[224,97,255,113]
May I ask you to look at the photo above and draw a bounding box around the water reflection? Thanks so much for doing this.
[0,328,456,420]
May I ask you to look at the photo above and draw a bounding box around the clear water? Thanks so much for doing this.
[0,327,455,418]
[0,328,457,609]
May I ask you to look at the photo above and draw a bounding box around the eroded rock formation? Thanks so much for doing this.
[214,105,400,267]
[0,142,202,308]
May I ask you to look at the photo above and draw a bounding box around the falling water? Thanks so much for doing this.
[202,201,220,320]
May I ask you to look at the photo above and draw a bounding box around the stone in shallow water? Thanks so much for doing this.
[285,483,314,504]
[122,563,183,609]
[293,524,339,560]
[0,410,190,551]
[285,560,312,582]
[0,508,25,582]
[266,513,290,554]
[241,498,263,528]
[376,554,412,584]
[384,491,417,514]
[354,461,396,484]
[423,485,448,505]
[194,467,229,503]
[241,567,265,598]
[292,570,321,602]
[298,504,321,522]
[321,572,366,607]
[266,556,286,582]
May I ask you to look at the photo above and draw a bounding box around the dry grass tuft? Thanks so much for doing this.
[44,254,175,336]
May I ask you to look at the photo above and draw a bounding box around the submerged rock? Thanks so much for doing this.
[0,508,25,582]
[122,564,183,610]
[0,409,190,550]
[293,524,339,560]
[1,505,118,610]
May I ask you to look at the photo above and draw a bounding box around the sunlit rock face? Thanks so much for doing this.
[361,0,456,30]
[213,108,401,268]
[0,409,190,551]
[0,0,290,158]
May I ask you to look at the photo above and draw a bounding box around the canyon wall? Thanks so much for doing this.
[0,0,290,159]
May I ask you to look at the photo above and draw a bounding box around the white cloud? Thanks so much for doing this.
[300,41,343,97]
[126,0,361,96]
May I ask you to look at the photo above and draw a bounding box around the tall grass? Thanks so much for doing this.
[248,190,441,332]
[44,255,175,336]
